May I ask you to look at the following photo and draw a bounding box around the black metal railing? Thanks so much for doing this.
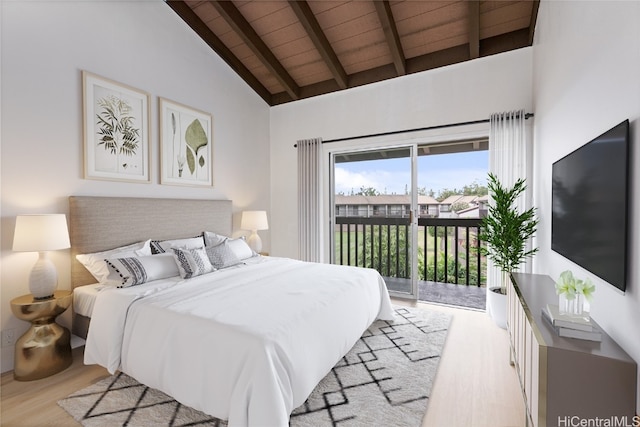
[334,216,485,286]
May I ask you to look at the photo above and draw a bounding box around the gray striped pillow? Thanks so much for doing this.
[171,247,215,279]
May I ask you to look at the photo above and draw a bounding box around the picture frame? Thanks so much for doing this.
[82,71,150,183]
[159,97,214,187]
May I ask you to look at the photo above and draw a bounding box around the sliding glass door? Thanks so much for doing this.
[330,145,418,300]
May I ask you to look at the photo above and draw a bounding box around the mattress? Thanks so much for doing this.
[72,283,103,317]
[84,256,394,426]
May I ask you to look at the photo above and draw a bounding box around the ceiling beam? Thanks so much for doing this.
[273,27,530,106]
[468,1,480,59]
[528,0,540,45]
[209,0,300,100]
[165,1,272,104]
[288,1,348,90]
[373,0,406,76]
[480,28,530,56]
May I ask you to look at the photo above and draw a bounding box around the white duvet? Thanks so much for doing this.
[84,256,394,426]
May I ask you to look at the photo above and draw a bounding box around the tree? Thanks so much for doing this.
[451,201,470,212]
[413,187,436,197]
[357,186,379,196]
[436,188,460,202]
[461,181,488,197]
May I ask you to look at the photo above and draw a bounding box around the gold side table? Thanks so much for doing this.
[10,290,73,381]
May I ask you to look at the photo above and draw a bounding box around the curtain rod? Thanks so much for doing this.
[294,112,534,147]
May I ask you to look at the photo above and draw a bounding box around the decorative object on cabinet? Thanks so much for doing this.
[509,273,636,426]
[10,291,73,381]
[541,304,593,332]
[241,210,269,253]
[479,173,538,328]
[554,270,595,315]
[82,71,150,183]
[159,97,213,187]
[12,214,71,299]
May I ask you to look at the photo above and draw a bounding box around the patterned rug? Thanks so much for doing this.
[58,306,451,426]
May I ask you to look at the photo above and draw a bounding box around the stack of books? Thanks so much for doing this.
[541,304,602,342]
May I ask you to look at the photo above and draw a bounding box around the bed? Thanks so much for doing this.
[69,196,394,426]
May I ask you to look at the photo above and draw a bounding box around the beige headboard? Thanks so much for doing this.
[69,196,232,288]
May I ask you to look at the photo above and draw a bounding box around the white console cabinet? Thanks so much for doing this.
[508,273,637,427]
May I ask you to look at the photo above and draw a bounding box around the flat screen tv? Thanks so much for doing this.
[551,119,630,293]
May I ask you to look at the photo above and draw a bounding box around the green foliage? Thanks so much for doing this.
[416,187,435,197]
[426,224,454,240]
[436,188,460,202]
[417,247,485,286]
[356,186,380,196]
[450,201,470,212]
[479,173,538,283]
[358,225,410,278]
[461,181,488,197]
[96,95,140,159]
[185,119,208,175]
[335,225,485,286]
[435,180,488,201]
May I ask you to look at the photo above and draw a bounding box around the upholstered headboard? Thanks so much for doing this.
[69,196,232,288]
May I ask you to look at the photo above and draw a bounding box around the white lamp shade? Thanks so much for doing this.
[241,211,269,231]
[13,214,71,252]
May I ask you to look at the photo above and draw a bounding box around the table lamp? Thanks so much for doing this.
[241,210,268,253]
[12,214,70,300]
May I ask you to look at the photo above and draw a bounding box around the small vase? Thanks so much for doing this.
[559,293,584,315]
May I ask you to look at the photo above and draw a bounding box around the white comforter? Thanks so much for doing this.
[84,257,394,426]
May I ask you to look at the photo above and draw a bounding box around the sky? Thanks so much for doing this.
[335,150,488,197]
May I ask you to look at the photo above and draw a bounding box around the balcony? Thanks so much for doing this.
[334,216,487,310]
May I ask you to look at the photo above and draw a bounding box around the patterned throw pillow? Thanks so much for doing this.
[150,236,205,254]
[171,247,215,279]
[76,240,152,283]
[103,254,179,287]
[206,241,243,269]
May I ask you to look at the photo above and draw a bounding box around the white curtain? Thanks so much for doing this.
[487,110,533,291]
[297,138,323,262]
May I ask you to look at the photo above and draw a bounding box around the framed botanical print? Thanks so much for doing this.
[82,71,150,182]
[159,97,214,187]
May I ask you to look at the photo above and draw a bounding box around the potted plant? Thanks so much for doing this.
[479,173,539,329]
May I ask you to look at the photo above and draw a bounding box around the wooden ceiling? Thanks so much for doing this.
[168,1,539,106]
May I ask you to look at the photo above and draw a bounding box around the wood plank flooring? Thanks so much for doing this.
[0,301,525,427]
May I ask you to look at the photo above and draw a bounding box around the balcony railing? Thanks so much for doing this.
[334,216,486,287]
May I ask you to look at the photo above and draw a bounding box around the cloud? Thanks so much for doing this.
[334,167,409,195]
[418,168,487,193]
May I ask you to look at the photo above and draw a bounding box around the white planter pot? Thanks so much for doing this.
[487,286,507,329]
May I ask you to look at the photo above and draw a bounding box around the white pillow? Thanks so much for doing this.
[203,231,228,247]
[76,240,152,283]
[171,247,215,279]
[150,236,205,254]
[103,254,179,287]
[226,237,256,260]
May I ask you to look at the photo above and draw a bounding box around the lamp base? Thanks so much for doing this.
[247,232,263,254]
[29,252,57,300]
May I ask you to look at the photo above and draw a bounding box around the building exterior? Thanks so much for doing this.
[335,194,485,218]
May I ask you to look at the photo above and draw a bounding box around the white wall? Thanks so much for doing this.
[532,0,640,409]
[270,48,533,259]
[0,0,270,372]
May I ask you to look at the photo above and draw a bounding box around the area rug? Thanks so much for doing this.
[58,306,451,427]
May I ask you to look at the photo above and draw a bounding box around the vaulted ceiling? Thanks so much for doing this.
[168,1,539,106]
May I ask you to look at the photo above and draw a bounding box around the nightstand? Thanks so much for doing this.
[10,290,73,381]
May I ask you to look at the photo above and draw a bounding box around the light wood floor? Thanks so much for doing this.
[0,301,525,427]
